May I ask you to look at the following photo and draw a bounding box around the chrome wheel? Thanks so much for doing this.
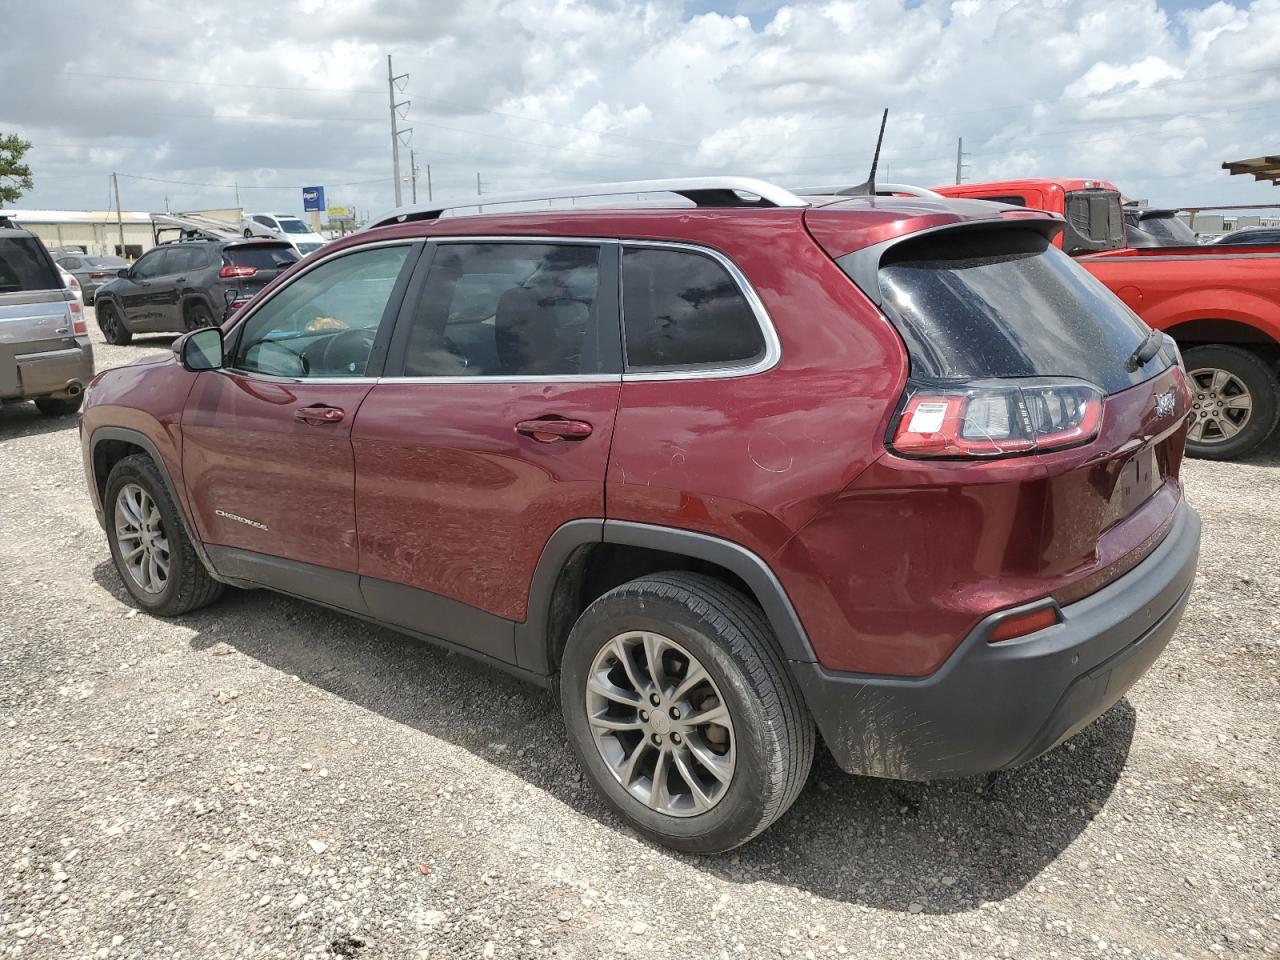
[1188,366,1253,444]
[585,631,735,817]
[114,483,170,595]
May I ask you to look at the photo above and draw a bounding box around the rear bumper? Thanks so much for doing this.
[0,338,94,401]
[792,500,1200,781]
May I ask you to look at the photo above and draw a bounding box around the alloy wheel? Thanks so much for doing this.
[114,483,170,595]
[1188,366,1253,444]
[585,631,736,816]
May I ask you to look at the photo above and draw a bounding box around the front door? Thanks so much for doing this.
[118,247,172,327]
[182,242,420,601]
[351,240,622,663]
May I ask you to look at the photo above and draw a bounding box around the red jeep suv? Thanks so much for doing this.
[80,178,1200,853]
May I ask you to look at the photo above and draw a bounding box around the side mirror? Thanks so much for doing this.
[178,327,224,372]
[117,268,130,279]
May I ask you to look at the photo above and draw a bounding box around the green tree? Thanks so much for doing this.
[0,133,34,205]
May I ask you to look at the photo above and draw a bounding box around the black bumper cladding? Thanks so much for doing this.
[792,500,1200,781]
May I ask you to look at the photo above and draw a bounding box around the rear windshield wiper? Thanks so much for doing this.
[1125,328,1163,372]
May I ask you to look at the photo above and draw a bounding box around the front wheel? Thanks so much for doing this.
[104,454,224,616]
[560,572,814,853]
[1183,345,1280,461]
[97,302,132,345]
[185,300,215,330]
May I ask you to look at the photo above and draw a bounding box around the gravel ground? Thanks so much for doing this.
[2,325,1278,960]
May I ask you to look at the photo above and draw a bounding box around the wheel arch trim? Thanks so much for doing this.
[89,426,225,582]
[517,518,817,674]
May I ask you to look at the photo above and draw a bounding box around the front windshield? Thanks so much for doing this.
[278,219,310,234]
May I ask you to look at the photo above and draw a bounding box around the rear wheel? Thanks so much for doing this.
[35,394,84,416]
[1183,345,1280,461]
[185,300,215,330]
[104,454,223,615]
[560,572,814,853]
[97,302,132,345]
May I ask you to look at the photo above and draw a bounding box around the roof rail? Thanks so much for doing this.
[367,176,809,229]
[794,182,946,200]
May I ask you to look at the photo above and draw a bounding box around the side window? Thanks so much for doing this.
[58,257,82,270]
[972,194,1028,207]
[402,242,602,377]
[255,216,277,229]
[167,247,198,274]
[230,245,410,379]
[133,249,170,280]
[621,247,765,370]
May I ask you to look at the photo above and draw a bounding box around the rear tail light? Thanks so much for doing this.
[989,605,1059,643]
[219,264,257,278]
[88,271,112,279]
[891,378,1103,459]
[73,317,87,335]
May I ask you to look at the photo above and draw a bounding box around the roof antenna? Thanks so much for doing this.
[838,109,888,197]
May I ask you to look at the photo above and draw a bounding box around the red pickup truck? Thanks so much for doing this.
[934,178,1280,460]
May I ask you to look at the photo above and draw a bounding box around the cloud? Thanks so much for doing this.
[1,0,1278,219]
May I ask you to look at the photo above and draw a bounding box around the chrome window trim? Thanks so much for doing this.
[369,235,780,384]
[618,239,781,382]
[221,238,421,384]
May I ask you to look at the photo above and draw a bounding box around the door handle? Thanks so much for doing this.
[294,404,345,425]
[173,276,188,283]
[516,418,593,442]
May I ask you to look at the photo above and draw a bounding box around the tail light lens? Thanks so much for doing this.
[88,271,112,279]
[891,377,1103,459]
[989,605,1059,643]
[219,264,257,278]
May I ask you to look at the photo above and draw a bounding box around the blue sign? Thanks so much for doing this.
[302,186,326,212]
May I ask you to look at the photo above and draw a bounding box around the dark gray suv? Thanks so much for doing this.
[93,238,298,345]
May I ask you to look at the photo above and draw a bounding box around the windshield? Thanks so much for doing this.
[84,256,129,269]
[227,245,299,269]
[858,228,1172,395]
[278,219,310,235]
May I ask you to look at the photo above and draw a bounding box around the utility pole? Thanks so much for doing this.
[426,163,432,202]
[476,172,482,196]
[387,54,411,207]
[234,181,240,209]
[111,172,126,258]
[409,148,418,204]
[955,137,969,185]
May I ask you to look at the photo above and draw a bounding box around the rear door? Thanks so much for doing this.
[350,239,622,665]
[182,241,420,600]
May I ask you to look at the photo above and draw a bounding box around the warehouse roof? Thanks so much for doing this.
[0,208,155,224]
[1222,155,1280,186]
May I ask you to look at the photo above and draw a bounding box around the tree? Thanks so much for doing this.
[0,133,34,205]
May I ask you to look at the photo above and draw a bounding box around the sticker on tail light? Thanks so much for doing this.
[891,377,1103,459]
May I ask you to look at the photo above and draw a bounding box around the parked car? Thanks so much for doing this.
[1214,226,1280,246]
[1,216,93,416]
[934,178,1280,460]
[1122,206,1200,247]
[56,262,84,309]
[55,253,130,304]
[92,239,299,344]
[239,212,327,255]
[81,177,1200,853]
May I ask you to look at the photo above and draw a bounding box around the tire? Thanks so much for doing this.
[1183,345,1280,461]
[560,572,814,853]
[97,302,132,345]
[34,394,84,416]
[104,454,223,616]
[185,300,215,330]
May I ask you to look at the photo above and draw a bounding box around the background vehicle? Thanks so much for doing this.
[1123,206,1200,247]
[239,212,326,255]
[1,216,93,416]
[92,238,298,344]
[81,178,1198,853]
[935,177,1280,460]
[55,253,130,303]
[55,262,84,309]
[1214,226,1280,245]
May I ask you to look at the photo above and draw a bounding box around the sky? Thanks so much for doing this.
[2,0,1279,220]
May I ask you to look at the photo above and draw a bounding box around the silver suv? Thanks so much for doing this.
[0,216,94,416]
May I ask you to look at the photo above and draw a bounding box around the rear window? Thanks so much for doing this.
[622,247,765,370]
[860,229,1169,394]
[0,236,62,293]
[226,245,299,270]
